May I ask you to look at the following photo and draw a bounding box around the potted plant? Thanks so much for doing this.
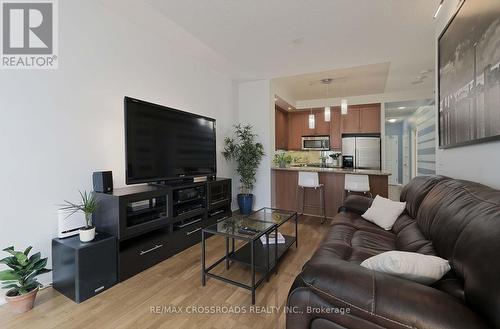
[0,246,51,313]
[273,152,292,168]
[59,191,98,242]
[223,124,264,214]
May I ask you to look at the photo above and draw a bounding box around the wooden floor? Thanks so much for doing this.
[0,216,328,329]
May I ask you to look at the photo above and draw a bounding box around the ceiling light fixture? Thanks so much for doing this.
[324,106,331,122]
[398,106,406,110]
[433,0,444,19]
[288,107,292,110]
[309,109,315,129]
[321,78,332,122]
[388,118,397,123]
[341,99,348,115]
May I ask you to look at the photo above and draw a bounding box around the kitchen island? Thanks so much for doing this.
[271,167,390,219]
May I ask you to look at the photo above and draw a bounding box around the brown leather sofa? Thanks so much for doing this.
[287,175,500,329]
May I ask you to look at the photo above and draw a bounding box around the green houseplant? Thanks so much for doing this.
[223,124,264,214]
[59,190,98,242]
[273,152,292,168]
[0,246,51,313]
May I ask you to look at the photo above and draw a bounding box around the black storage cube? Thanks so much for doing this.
[52,232,117,303]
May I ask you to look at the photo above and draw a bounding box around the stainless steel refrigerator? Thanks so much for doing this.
[342,136,381,170]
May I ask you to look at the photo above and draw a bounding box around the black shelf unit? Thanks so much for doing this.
[94,178,232,281]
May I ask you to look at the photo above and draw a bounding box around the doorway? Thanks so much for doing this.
[384,99,434,199]
[385,135,399,185]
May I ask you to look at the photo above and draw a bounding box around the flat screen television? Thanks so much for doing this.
[125,97,216,184]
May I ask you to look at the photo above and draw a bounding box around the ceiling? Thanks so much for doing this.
[147,0,438,94]
[385,99,434,121]
[273,62,391,100]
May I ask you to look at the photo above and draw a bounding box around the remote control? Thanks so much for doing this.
[238,226,259,235]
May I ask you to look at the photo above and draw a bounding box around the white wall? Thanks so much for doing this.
[434,0,500,188]
[0,0,236,301]
[236,80,273,209]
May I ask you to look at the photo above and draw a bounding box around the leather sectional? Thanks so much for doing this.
[287,175,500,329]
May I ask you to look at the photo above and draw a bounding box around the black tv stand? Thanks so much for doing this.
[93,178,232,282]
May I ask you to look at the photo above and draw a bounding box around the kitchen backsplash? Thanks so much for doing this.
[277,150,341,165]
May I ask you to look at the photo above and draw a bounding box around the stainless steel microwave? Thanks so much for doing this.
[301,136,330,150]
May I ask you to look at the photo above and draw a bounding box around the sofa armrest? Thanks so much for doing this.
[287,259,488,329]
[339,195,373,214]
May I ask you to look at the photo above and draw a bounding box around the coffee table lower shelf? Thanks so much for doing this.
[228,234,296,271]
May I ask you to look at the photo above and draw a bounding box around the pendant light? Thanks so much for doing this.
[309,109,315,129]
[341,99,348,115]
[324,106,331,122]
[322,79,332,122]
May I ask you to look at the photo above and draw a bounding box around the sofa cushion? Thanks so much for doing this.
[416,178,500,328]
[400,175,447,218]
[393,214,436,255]
[312,214,396,265]
[432,271,465,303]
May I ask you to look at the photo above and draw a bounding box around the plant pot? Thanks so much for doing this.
[279,161,287,168]
[237,194,254,215]
[5,287,38,314]
[79,226,96,242]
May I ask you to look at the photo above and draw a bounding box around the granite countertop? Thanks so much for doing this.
[272,166,391,176]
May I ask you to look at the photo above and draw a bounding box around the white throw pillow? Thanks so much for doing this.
[361,251,451,285]
[362,195,406,230]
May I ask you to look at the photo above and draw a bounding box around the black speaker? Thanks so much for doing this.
[93,171,113,193]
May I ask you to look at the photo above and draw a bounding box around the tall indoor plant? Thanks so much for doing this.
[59,191,98,242]
[0,246,51,313]
[223,124,264,214]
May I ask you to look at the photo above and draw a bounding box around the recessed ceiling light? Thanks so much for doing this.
[388,118,397,123]
[398,106,406,110]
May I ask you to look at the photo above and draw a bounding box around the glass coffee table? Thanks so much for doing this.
[201,208,298,304]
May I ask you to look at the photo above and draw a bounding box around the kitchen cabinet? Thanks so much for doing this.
[359,105,381,133]
[313,111,330,136]
[275,106,288,150]
[330,108,341,149]
[341,104,381,134]
[280,105,379,151]
[288,112,307,150]
[341,107,361,133]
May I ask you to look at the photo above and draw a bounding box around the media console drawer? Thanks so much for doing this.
[119,230,171,281]
[172,219,204,253]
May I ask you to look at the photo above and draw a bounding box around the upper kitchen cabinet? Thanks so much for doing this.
[313,111,330,136]
[288,111,307,150]
[359,104,381,133]
[330,108,342,149]
[341,104,381,134]
[341,107,361,133]
[275,106,288,150]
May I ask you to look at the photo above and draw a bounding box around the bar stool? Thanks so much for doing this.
[344,174,372,198]
[297,171,326,224]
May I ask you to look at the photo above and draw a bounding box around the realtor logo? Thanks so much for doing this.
[1,0,58,69]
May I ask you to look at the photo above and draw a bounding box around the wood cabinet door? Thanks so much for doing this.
[288,112,305,150]
[314,111,330,136]
[275,108,288,150]
[341,107,360,133]
[359,105,381,133]
[330,108,342,149]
